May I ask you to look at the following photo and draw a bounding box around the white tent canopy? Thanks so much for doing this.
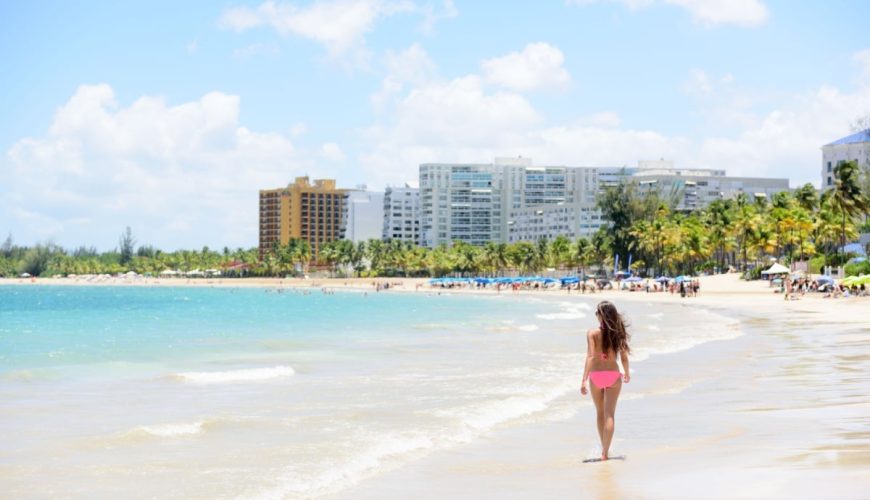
[761,263,790,275]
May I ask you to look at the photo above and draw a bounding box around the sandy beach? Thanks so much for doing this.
[338,276,870,499]
[2,274,868,499]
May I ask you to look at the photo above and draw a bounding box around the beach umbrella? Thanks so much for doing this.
[856,275,870,285]
[655,276,671,283]
[20,272,31,278]
[840,277,856,287]
[624,276,643,283]
[815,276,834,286]
[841,274,869,286]
[760,263,790,275]
[840,243,866,255]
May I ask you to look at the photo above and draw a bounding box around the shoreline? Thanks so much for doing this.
[3,273,866,311]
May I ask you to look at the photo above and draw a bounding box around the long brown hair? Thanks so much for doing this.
[596,301,631,355]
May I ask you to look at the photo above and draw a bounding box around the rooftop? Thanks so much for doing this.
[825,129,870,146]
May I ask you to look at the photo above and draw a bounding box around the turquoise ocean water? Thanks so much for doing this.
[0,285,741,498]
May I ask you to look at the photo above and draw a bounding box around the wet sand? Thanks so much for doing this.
[334,277,870,499]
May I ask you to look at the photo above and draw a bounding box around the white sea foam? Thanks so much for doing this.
[251,433,437,500]
[632,314,742,362]
[536,301,592,320]
[134,422,205,437]
[172,365,295,384]
[252,366,579,499]
[536,311,587,320]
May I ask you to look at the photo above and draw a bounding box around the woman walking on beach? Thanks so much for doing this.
[581,300,631,461]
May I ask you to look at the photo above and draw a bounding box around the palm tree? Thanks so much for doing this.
[534,238,550,271]
[509,241,537,274]
[425,244,453,277]
[550,235,571,271]
[704,199,734,272]
[829,160,868,259]
[318,241,340,276]
[365,239,385,275]
[480,242,501,276]
[354,241,369,276]
[769,191,794,258]
[732,194,760,272]
[451,240,480,276]
[791,207,814,262]
[794,183,819,213]
[574,237,594,278]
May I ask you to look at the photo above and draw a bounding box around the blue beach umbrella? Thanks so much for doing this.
[815,276,834,286]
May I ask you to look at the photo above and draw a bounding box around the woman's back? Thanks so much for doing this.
[587,328,620,370]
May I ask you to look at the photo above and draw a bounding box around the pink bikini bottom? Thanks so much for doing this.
[589,370,622,389]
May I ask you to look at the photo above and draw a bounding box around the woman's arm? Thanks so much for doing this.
[581,329,594,395]
[620,349,631,383]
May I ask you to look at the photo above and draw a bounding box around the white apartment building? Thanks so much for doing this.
[420,158,630,246]
[343,189,384,243]
[633,168,788,210]
[382,184,421,243]
[419,162,505,247]
[821,130,870,189]
[421,158,792,247]
[506,203,581,243]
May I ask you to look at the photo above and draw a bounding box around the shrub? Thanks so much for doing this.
[844,260,870,277]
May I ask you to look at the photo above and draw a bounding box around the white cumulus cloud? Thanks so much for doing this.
[2,84,309,249]
[481,42,571,92]
[320,142,346,161]
[664,0,768,27]
[568,0,769,27]
[217,0,451,66]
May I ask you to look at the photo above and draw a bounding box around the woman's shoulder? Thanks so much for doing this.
[586,327,601,338]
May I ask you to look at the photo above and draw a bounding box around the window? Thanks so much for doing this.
[827,161,832,172]
[827,176,832,186]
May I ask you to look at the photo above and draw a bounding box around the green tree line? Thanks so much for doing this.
[2,160,868,279]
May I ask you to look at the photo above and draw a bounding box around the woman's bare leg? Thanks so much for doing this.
[590,383,606,455]
[601,379,622,459]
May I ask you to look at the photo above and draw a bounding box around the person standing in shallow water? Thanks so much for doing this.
[580,300,631,460]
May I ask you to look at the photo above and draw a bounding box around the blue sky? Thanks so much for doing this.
[2,0,870,250]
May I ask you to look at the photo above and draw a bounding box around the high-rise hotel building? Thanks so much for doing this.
[419,157,628,247]
[383,185,421,243]
[420,158,790,247]
[258,176,348,259]
[821,130,870,189]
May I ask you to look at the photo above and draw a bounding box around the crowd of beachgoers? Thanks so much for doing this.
[426,273,870,300]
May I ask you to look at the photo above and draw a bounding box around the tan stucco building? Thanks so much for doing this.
[258,177,347,259]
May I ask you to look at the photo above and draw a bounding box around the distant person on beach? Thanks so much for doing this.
[581,301,631,461]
